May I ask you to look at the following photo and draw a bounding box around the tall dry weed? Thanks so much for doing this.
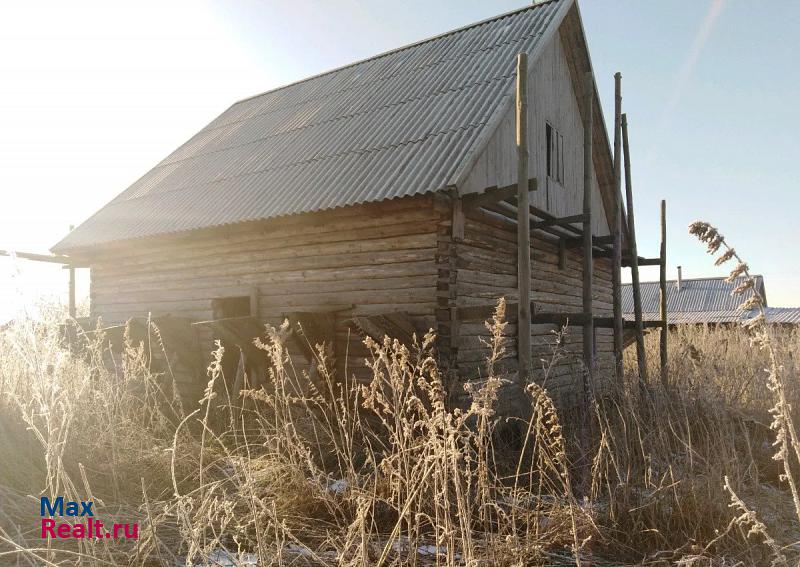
[0,294,797,565]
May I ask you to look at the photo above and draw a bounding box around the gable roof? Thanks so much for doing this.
[54,0,579,253]
[622,275,767,317]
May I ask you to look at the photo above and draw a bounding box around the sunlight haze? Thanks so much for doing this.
[1,0,798,322]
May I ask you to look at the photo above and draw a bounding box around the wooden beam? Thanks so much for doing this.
[68,225,76,318]
[533,311,591,325]
[611,72,624,379]
[249,286,259,318]
[452,196,465,242]
[582,71,595,387]
[462,179,536,210]
[565,234,614,248]
[516,52,532,382]
[622,114,648,386]
[0,249,74,265]
[623,256,660,267]
[531,213,588,229]
[659,199,669,389]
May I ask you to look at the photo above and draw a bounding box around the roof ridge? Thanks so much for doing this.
[232,0,562,106]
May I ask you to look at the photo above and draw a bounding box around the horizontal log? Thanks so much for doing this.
[530,214,588,229]
[623,256,661,267]
[0,249,76,265]
[83,195,436,259]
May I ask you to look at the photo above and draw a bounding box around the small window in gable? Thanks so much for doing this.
[546,122,564,185]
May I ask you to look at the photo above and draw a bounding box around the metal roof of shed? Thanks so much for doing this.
[625,308,800,326]
[53,0,573,253]
[622,275,767,315]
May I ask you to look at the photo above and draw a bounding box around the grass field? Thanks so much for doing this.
[0,300,798,566]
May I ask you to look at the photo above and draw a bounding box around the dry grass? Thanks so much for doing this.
[0,295,798,565]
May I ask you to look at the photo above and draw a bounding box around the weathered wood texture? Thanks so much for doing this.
[582,70,595,387]
[659,199,668,387]
[516,52,532,380]
[622,114,648,384]
[611,74,623,378]
[88,196,441,388]
[449,206,614,402]
[83,17,622,407]
[460,25,611,239]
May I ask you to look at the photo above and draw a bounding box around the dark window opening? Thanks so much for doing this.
[212,296,251,319]
[546,122,564,185]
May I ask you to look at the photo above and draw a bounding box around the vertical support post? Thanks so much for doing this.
[622,114,648,386]
[249,286,259,318]
[611,73,624,379]
[659,200,669,388]
[450,196,464,373]
[68,224,76,318]
[516,52,532,382]
[582,72,594,387]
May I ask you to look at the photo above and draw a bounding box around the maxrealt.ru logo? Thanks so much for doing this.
[40,497,138,540]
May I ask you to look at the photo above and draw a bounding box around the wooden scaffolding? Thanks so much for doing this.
[452,57,668,394]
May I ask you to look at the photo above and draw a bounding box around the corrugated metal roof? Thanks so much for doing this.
[625,308,800,326]
[763,307,800,325]
[53,0,570,253]
[621,275,766,314]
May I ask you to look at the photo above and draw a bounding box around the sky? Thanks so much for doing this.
[0,0,797,322]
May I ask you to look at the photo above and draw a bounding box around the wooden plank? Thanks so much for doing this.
[452,197,465,242]
[565,234,613,248]
[531,213,587,229]
[0,249,74,265]
[249,286,259,318]
[659,199,669,389]
[622,113,648,385]
[516,52,532,382]
[611,73,623,379]
[582,70,595,388]
[623,256,660,267]
[533,311,590,325]
[68,224,76,318]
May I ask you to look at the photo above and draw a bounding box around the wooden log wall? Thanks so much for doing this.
[450,206,614,403]
[86,195,442,394]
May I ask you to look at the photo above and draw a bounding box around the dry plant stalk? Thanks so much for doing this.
[690,221,800,523]
[0,297,798,565]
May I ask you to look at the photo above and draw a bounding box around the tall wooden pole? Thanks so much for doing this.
[611,73,624,379]
[582,72,594,388]
[68,224,76,318]
[516,52,532,382]
[659,200,668,388]
[622,114,648,386]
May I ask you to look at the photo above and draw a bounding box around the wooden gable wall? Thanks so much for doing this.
[459,10,611,238]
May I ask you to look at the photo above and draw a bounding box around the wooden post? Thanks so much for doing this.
[582,72,594,387]
[68,225,76,318]
[516,52,532,382]
[611,72,623,379]
[659,200,668,388]
[622,114,648,386]
[249,286,259,318]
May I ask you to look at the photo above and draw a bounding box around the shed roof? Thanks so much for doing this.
[625,308,800,326]
[53,0,579,254]
[621,275,769,323]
